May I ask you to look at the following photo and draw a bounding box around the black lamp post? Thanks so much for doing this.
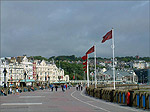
[36,74,38,81]
[58,76,61,83]
[3,68,7,88]
[24,71,27,86]
[48,76,50,84]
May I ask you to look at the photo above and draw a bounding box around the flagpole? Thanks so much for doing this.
[87,54,89,87]
[94,44,97,88]
[112,28,115,90]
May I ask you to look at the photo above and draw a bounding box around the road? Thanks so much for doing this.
[0,87,147,112]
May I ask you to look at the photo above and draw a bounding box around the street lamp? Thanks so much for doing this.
[48,76,50,85]
[24,71,27,86]
[58,76,61,82]
[3,68,7,88]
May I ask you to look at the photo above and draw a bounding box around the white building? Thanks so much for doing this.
[0,59,9,86]
[0,56,69,86]
[36,60,69,83]
[132,60,148,69]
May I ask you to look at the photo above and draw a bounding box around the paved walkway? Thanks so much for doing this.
[0,87,148,112]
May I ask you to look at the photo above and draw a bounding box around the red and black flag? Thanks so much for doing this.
[101,30,112,43]
[86,46,94,55]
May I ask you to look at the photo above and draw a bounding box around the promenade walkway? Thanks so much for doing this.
[0,87,147,112]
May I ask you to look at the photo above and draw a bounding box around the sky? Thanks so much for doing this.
[1,1,150,58]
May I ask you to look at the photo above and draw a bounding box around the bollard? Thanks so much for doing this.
[110,90,114,102]
[92,89,95,97]
[129,90,134,106]
[119,92,121,103]
[145,93,149,109]
[123,92,125,104]
[140,92,143,108]
[116,92,118,103]
[137,94,140,107]
[149,95,150,109]
[142,94,146,109]
[100,89,102,99]
[127,92,130,106]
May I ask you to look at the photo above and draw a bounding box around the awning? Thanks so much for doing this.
[53,81,66,84]
[20,79,35,82]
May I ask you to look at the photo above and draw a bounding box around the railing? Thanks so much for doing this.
[86,85,150,110]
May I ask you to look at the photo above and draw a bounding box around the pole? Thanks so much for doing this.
[92,73,93,85]
[94,45,97,88]
[87,55,89,87]
[112,28,115,89]
[3,68,7,88]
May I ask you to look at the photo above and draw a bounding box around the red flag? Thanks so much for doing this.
[83,65,87,69]
[82,55,87,61]
[83,67,86,71]
[73,76,75,79]
[82,61,87,65]
[86,46,94,55]
[101,30,112,43]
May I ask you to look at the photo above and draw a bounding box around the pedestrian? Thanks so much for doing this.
[10,87,12,94]
[49,84,51,90]
[51,84,54,92]
[78,84,81,91]
[16,86,19,95]
[76,84,78,91]
[81,84,83,91]
[63,84,66,91]
[65,84,67,90]
[61,84,64,92]
[55,85,58,91]
[1,89,4,96]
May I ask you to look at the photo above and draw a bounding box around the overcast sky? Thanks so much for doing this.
[1,1,150,58]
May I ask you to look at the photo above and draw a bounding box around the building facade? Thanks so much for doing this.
[0,56,69,86]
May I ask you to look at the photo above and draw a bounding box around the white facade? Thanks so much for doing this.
[0,56,69,86]
[0,60,9,86]
[132,60,148,69]
[36,60,69,83]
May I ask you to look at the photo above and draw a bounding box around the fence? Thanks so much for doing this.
[86,87,150,110]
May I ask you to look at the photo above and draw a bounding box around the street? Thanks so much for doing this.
[0,87,147,112]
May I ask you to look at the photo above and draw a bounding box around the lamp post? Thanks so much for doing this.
[24,71,27,86]
[48,76,50,85]
[58,76,61,83]
[3,68,7,88]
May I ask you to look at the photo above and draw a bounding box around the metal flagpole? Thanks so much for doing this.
[87,54,89,87]
[94,45,97,88]
[112,28,115,89]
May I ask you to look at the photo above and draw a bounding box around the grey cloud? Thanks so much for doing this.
[1,1,149,58]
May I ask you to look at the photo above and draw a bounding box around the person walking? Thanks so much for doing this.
[78,84,81,91]
[61,84,64,92]
[81,84,83,91]
[55,85,58,91]
[16,86,19,95]
[65,84,67,90]
[51,84,54,92]
[76,84,78,91]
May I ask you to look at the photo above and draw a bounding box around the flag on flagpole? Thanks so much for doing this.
[86,46,95,55]
[82,55,87,61]
[101,30,112,43]
[83,65,87,69]
[82,61,87,65]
